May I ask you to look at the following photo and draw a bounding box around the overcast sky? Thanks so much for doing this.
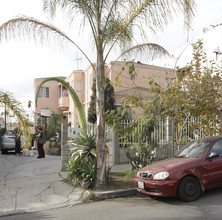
[0,0,222,114]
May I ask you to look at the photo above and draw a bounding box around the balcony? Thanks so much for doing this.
[58,96,69,111]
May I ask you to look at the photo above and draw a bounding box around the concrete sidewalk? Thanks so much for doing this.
[0,153,86,217]
[0,152,134,217]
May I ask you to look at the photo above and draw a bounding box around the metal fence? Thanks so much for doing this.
[86,117,212,148]
[118,117,207,147]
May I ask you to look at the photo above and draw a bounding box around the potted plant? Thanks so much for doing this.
[48,140,61,156]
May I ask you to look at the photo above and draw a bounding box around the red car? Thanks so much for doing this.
[135,135,222,202]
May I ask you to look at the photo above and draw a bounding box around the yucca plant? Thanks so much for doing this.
[67,132,96,188]
[70,132,96,161]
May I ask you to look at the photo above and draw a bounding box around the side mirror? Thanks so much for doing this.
[151,150,156,157]
[208,151,219,159]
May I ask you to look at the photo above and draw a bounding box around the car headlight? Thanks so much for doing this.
[153,172,169,180]
[137,171,140,177]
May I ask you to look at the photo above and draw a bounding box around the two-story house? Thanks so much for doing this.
[34,61,174,134]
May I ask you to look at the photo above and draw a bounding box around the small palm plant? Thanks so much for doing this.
[67,131,96,188]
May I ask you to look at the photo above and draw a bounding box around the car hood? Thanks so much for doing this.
[139,157,199,174]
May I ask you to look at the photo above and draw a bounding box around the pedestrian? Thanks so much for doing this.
[36,126,46,159]
[14,126,21,156]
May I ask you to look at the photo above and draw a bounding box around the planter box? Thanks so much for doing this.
[48,147,61,156]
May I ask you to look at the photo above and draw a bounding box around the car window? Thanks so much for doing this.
[207,139,222,157]
[6,130,14,136]
[177,140,211,158]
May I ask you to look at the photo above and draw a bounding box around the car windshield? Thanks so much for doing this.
[176,140,211,158]
[6,130,14,136]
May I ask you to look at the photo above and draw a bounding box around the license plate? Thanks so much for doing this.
[138,181,144,189]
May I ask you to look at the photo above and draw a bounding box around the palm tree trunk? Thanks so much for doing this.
[95,30,106,188]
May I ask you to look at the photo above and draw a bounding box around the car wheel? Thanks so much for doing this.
[1,149,7,154]
[178,176,201,202]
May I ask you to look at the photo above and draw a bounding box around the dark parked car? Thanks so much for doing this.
[1,130,16,154]
[135,135,222,201]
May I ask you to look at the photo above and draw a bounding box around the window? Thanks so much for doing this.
[71,112,74,127]
[165,78,173,88]
[76,115,80,128]
[76,80,82,94]
[37,113,46,125]
[89,75,93,88]
[38,87,49,98]
[208,139,222,157]
[117,106,131,120]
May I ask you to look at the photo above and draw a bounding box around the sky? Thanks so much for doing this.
[0,0,222,116]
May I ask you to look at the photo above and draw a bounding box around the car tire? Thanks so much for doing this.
[1,149,7,154]
[178,176,201,202]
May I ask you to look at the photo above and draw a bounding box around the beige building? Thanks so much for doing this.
[34,61,174,132]
[34,76,67,127]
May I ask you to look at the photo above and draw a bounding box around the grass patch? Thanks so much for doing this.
[98,170,137,191]
[61,170,137,192]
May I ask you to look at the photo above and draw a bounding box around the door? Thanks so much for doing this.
[205,139,222,188]
[2,130,16,149]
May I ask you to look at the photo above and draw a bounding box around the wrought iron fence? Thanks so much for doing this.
[87,117,214,148]
[118,117,207,147]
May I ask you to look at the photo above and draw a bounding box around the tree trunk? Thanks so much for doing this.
[95,31,106,188]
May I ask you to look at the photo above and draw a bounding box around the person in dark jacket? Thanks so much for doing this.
[36,126,45,159]
[14,126,21,156]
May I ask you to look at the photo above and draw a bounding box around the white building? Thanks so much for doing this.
[150,23,222,69]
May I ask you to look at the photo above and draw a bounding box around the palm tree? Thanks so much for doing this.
[0,89,31,146]
[0,0,196,188]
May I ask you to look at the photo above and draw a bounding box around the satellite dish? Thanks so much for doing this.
[213,47,222,55]
[203,28,208,33]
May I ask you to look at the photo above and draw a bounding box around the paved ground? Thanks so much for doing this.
[0,151,132,217]
[0,151,87,217]
[2,190,222,220]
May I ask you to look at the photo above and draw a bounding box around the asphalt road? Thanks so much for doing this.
[2,187,222,220]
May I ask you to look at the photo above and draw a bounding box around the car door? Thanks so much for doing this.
[2,130,16,149]
[205,139,222,188]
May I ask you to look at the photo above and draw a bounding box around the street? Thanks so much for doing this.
[1,188,222,220]
[1,152,222,220]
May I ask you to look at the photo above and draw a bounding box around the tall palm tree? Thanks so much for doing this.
[0,0,196,188]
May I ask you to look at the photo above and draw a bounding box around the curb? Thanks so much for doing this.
[93,188,138,199]
[0,189,138,217]
[0,201,83,218]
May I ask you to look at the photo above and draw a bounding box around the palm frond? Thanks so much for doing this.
[0,15,94,68]
[116,43,170,62]
[0,89,31,148]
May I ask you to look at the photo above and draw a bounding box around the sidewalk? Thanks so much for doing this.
[0,152,135,217]
[0,153,86,217]
[110,163,132,173]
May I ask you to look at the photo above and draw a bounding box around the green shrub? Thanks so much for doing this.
[66,132,96,189]
[126,144,156,170]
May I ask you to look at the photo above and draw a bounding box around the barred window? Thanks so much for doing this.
[38,87,49,98]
